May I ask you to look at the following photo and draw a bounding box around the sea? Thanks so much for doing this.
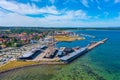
[0,30,120,80]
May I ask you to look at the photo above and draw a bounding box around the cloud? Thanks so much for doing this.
[0,9,119,27]
[115,12,120,20]
[0,14,119,27]
[31,0,41,2]
[40,6,59,14]
[0,9,91,27]
[96,0,100,4]
[0,7,10,17]
[66,10,90,20]
[97,6,102,10]
[0,11,6,17]
[0,0,59,15]
[42,10,90,22]
[104,12,109,17]
[81,0,89,8]
[115,0,120,3]
[50,0,55,4]
[104,0,109,2]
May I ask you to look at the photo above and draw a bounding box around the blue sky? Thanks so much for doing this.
[0,0,120,27]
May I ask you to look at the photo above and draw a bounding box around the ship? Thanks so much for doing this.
[59,47,88,63]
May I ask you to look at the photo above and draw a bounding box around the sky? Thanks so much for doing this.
[0,0,120,27]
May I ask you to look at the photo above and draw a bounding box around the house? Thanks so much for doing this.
[1,44,6,48]
[0,38,3,44]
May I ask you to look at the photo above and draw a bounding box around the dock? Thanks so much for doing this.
[29,38,108,62]
[87,38,108,50]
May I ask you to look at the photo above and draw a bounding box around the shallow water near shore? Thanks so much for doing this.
[0,30,120,80]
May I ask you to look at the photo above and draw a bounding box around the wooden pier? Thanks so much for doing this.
[87,38,108,50]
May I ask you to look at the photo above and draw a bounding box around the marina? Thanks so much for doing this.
[0,30,108,74]
[18,37,108,64]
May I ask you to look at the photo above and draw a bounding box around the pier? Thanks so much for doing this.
[87,38,108,50]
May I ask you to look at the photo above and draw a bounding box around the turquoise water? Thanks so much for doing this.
[0,30,120,80]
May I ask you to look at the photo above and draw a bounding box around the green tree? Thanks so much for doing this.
[7,42,12,47]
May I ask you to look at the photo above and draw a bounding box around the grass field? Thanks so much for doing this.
[0,60,38,72]
[54,36,85,41]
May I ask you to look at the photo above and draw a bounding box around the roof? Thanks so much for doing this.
[22,48,40,57]
[22,51,34,57]
[57,51,63,55]
[57,47,66,55]
[60,47,87,61]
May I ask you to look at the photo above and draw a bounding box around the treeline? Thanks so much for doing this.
[0,27,120,32]
[10,28,43,34]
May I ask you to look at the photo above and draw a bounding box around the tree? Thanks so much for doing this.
[7,42,12,47]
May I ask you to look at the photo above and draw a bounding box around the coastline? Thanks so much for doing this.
[0,61,65,74]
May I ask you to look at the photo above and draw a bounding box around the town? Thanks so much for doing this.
[0,28,84,65]
[0,28,49,65]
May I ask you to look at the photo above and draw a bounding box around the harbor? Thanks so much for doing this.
[17,37,108,63]
[0,37,108,74]
[0,31,108,73]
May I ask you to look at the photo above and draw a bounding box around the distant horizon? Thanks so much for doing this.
[0,26,120,28]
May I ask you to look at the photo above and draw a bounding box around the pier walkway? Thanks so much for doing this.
[87,38,108,50]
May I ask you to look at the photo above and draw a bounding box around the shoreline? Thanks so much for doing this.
[0,61,65,74]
